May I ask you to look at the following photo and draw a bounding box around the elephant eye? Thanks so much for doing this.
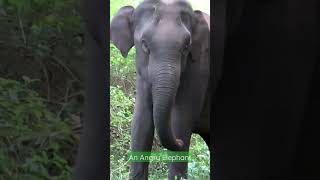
[141,39,150,54]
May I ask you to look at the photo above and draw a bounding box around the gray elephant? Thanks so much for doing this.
[110,0,210,179]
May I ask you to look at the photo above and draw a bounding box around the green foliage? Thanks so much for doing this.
[0,0,85,91]
[189,135,210,179]
[110,86,133,179]
[110,44,136,95]
[110,1,210,179]
[0,78,77,179]
[0,0,83,179]
[2,0,83,46]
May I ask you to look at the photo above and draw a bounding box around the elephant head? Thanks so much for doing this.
[111,0,209,151]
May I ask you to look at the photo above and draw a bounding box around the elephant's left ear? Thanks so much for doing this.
[190,10,210,62]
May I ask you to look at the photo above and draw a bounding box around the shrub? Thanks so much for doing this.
[0,77,77,179]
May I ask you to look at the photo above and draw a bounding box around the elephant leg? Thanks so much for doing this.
[168,105,193,180]
[129,77,154,180]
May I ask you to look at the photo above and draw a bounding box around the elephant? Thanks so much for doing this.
[110,0,210,179]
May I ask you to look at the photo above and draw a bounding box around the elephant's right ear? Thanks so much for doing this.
[110,6,135,58]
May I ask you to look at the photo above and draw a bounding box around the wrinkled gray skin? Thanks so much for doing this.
[111,0,210,179]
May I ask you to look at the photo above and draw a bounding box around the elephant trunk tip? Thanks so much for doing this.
[160,138,184,151]
[176,139,184,148]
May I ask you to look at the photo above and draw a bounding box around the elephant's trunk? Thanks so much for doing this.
[152,62,183,151]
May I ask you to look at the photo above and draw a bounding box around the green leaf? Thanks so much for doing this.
[0,127,21,137]
[33,0,45,5]
[8,0,27,14]
[45,14,55,24]
[0,0,5,6]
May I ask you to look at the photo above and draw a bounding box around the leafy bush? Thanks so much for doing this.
[0,0,85,179]
[189,135,210,179]
[0,0,84,178]
[110,44,136,95]
[0,77,78,179]
[110,86,133,179]
[0,0,85,99]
